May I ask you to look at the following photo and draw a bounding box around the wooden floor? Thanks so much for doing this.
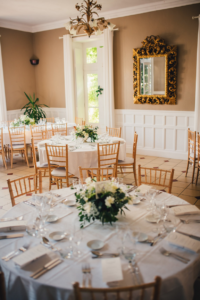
[0,153,199,215]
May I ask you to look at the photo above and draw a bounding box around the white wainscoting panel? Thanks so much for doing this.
[7,107,66,121]
[115,109,194,160]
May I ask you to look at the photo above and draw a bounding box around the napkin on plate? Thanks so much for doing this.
[101,257,123,283]
[166,231,200,253]
[0,221,26,232]
[170,205,200,216]
[135,184,152,195]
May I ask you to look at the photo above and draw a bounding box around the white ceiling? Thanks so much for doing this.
[0,0,199,32]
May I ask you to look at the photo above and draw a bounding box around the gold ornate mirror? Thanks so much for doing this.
[133,35,177,104]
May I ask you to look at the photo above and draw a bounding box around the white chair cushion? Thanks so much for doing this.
[51,167,66,177]
[36,162,58,168]
[9,144,25,149]
[118,157,134,165]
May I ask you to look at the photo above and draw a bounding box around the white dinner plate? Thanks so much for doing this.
[133,199,141,205]
[145,214,160,223]
[137,232,148,242]
[87,240,104,250]
[49,231,66,241]
[63,200,76,207]
[46,215,58,223]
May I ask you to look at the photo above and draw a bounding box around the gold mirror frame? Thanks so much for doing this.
[133,35,177,104]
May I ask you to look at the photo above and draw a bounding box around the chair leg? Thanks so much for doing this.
[185,159,189,177]
[10,150,13,169]
[196,167,199,185]
[192,161,196,183]
[49,177,52,191]
[24,147,29,167]
[56,179,59,189]
[2,151,7,169]
[133,163,137,186]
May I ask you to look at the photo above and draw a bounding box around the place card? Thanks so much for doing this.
[166,232,200,253]
[101,257,123,283]
[13,244,51,267]
[171,205,200,216]
[0,221,26,232]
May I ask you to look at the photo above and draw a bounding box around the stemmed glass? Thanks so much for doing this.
[122,230,137,269]
[73,218,83,258]
[34,196,51,237]
[146,189,157,212]
[164,209,180,233]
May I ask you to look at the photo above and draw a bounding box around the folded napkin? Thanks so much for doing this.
[166,231,200,253]
[177,221,200,238]
[0,221,26,232]
[134,184,152,195]
[171,205,200,216]
[110,137,125,144]
[101,257,123,283]
[51,206,72,219]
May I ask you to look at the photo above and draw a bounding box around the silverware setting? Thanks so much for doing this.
[127,186,137,193]
[91,251,119,258]
[160,247,190,264]
[82,263,92,287]
[150,233,167,246]
[0,216,24,222]
[180,219,200,224]
[2,242,30,261]
[31,258,63,279]
[0,233,24,240]
[41,237,61,252]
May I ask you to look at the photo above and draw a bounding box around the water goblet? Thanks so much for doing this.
[164,209,180,233]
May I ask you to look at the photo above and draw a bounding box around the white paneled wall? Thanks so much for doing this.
[115,109,194,160]
[7,108,66,121]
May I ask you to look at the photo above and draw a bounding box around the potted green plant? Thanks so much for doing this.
[21,92,49,124]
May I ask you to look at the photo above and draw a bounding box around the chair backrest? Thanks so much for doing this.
[73,276,161,300]
[79,167,116,183]
[75,117,85,125]
[0,271,6,300]
[138,165,174,194]
[30,125,47,144]
[97,142,120,170]
[9,126,26,147]
[7,172,42,206]
[52,123,68,136]
[188,128,196,159]
[133,132,138,160]
[0,128,4,149]
[46,117,55,123]
[32,138,38,170]
[106,126,121,138]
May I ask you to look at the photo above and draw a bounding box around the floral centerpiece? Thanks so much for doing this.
[75,178,135,228]
[74,124,98,142]
[10,115,35,127]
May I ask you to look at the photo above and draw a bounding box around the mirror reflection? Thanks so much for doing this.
[140,56,165,95]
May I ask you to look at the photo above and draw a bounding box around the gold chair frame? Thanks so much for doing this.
[79,167,116,183]
[185,128,197,183]
[106,126,121,138]
[0,128,7,169]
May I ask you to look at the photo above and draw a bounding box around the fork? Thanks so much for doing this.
[4,243,30,262]
[82,264,87,287]
[160,247,190,264]
[85,263,92,287]
[180,219,200,224]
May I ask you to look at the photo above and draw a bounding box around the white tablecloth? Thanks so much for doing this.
[2,124,76,145]
[0,189,199,300]
[37,137,126,177]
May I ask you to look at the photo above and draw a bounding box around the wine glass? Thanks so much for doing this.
[122,231,136,269]
[146,189,157,212]
[164,209,180,233]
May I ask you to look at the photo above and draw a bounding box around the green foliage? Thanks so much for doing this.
[87,74,99,123]
[75,125,98,142]
[86,47,97,64]
[96,85,103,97]
[21,92,49,123]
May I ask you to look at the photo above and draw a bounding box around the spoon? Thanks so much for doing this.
[91,251,119,257]
[42,237,61,251]
[0,216,24,222]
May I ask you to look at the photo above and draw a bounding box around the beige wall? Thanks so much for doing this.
[1,3,200,111]
[0,28,35,111]
[113,4,200,111]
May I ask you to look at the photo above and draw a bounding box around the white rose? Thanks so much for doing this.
[84,132,89,139]
[105,196,115,208]
[84,197,88,202]
[85,177,92,185]
[84,202,92,214]
[20,115,26,121]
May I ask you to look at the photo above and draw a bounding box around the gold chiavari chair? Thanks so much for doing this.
[75,117,85,125]
[0,271,6,300]
[185,128,197,183]
[45,144,75,190]
[7,172,42,207]
[46,117,55,123]
[73,276,162,300]
[79,167,116,183]
[97,142,120,177]
[118,132,138,185]
[8,126,29,168]
[52,123,68,136]
[106,126,121,138]
[30,124,47,149]
[0,128,7,169]
[138,165,174,194]
[195,132,200,184]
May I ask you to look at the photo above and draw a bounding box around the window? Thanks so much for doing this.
[87,74,99,123]
[86,47,97,64]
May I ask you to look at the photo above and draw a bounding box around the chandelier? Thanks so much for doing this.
[65,0,116,37]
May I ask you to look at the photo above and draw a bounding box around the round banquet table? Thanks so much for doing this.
[0,189,200,300]
[2,123,76,146]
[37,137,126,178]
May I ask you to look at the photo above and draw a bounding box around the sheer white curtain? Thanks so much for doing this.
[195,15,200,132]
[63,34,75,123]
[0,40,7,122]
[103,29,115,128]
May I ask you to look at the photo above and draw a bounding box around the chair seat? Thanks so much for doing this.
[118,157,134,165]
[51,167,67,177]
[36,162,58,168]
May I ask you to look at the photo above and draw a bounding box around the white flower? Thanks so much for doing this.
[20,115,27,121]
[64,22,71,30]
[85,177,92,185]
[105,182,118,193]
[84,197,88,202]
[128,198,134,205]
[89,19,97,27]
[84,132,89,139]
[105,196,115,207]
[84,202,92,214]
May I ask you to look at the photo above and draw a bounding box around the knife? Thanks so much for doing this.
[30,258,60,278]
[32,259,63,279]
[0,234,24,239]
[150,233,167,246]
[177,231,200,241]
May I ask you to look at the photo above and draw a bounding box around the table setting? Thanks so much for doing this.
[0,180,200,300]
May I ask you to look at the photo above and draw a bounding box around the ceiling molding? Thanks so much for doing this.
[0,0,200,33]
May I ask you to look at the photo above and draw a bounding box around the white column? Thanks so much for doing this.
[195,15,200,132]
[63,34,75,123]
[0,40,7,122]
[103,29,115,128]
